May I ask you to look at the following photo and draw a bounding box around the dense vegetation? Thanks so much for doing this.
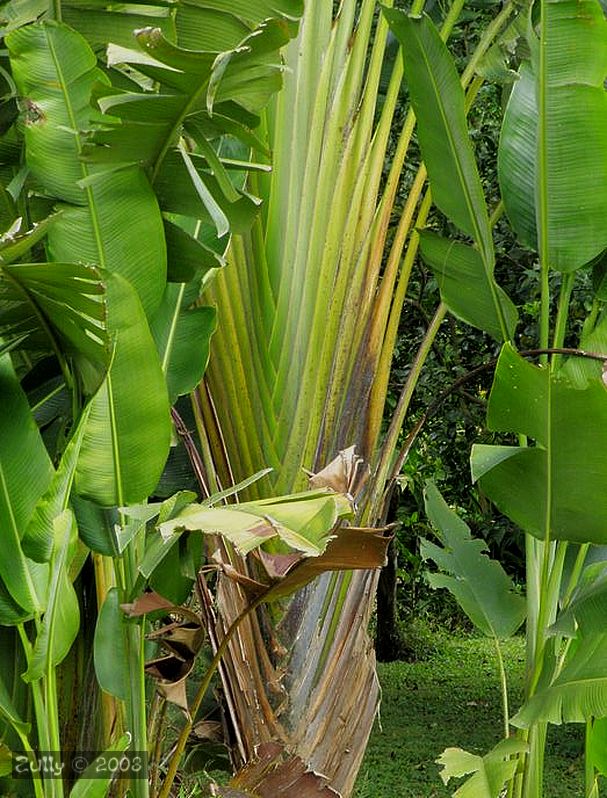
[0,1,606,797]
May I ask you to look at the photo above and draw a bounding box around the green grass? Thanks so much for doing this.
[355,635,584,797]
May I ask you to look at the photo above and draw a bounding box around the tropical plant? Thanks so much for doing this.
[388,0,607,795]
[192,0,527,794]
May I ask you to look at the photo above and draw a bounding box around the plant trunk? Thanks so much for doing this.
[375,538,402,662]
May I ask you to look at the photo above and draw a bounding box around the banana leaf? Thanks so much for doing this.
[7,21,167,316]
[471,344,607,544]
[498,0,607,271]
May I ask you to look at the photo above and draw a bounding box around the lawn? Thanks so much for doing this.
[355,636,585,797]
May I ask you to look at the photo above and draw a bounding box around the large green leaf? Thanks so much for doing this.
[384,9,492,265]
[513,631,607,725]
[499,0,607,271]
[7,21,166,316]
[23,510,80,681]
[1,261,109,370]
[74,273,171,506]
[385,9,513,342]
[422,481,525,638]
[419,232,518,341]
[497,62,537,251]
[471,344,607,543]
[0,353,52,612]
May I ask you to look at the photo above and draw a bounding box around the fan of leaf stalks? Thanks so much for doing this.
[194,0,522,793]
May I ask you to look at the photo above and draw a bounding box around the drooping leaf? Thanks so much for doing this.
[94,587,128,702]
[471,344,607,544]
[23,510,80,682]
[159,491,350,556]
[419,232,518,341]
[422,481,525,638]
[436,738,527,798]
[258,525,390,602]
[1,262,108,371]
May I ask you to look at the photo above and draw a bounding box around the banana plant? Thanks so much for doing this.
[390,0,607,796]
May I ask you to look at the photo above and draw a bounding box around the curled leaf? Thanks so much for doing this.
[143,604,204,712]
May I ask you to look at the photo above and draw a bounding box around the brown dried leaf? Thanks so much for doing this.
[215,558,270,598]
[192,720,223,741]
[143,605,204,711]
[307,446,367,498]
[260,527,390,601]
[121,590,173,617]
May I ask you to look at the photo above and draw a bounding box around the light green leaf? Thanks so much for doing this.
[74,273,171,506]
[437,739,527,797]
[159,491,349,556]
[471,344,607,544]
[23,509,80,682]
[422,481,525,638]
[588,717,607,777]
[419,232,518,341]
[93,588,128,702]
